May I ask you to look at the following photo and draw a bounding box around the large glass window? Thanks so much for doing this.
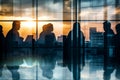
[0,0,120,80]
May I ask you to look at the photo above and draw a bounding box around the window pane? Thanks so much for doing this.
[38,0,63,20]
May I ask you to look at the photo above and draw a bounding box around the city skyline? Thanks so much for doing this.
[0,0,120,41]
[0,0,120,80]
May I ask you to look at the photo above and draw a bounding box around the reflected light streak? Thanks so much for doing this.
[20,59,37,68]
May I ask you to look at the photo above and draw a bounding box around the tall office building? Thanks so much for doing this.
[90,27,104,47]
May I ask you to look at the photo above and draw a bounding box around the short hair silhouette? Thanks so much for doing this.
[73,22,80,32]
[47,23,53,32]
[12,20,20,30]
[103,20,111,32]
[42,24,47,31]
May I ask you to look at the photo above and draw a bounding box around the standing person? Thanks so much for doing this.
[113,23,120,79]
[103,21,115,80]
[5,21,23,80]
[65,22,85,80]
[0,25,5,76]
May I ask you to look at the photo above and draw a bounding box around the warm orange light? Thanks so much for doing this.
[22,21,35,29]
[1,16,63,39]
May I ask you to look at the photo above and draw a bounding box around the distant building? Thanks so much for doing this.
[57,35,63,43]
[90,27,104,47]
[57,35,67,42]
[57,35,67,47]
[85,41,90,47]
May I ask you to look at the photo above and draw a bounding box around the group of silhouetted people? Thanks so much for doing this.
[37,23,57,79]
[103,21,120,80]
[0,21,58,80]
[63,21,120,80]
[0,20,120,80]
[0,21,57,80]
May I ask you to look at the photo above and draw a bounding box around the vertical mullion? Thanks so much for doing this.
[115,0,120,21]
[32,0,35,19]
[36,0,38,40]
[75,0,77,21]
[104,0,107,20]
[35,1,38,80]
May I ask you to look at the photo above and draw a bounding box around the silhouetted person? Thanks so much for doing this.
[39,23,56,79]
[65,22,85,80]
[0,25,5,77]
[44,23,56,47]
[5,21,23,80]
[38,24,48,45]
[113,23,120,79]
[103,21,115,80]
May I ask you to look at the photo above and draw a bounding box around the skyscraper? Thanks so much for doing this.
[90,27,104,47]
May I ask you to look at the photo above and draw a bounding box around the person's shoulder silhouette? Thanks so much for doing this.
[0,25,5,49]
[115,23,120,37]
[114,23,120,57]
[0,25,5,63]
[103,20,114,35]
[6,20,21,46]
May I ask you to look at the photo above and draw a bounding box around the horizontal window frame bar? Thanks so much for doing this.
[0,20,120,22]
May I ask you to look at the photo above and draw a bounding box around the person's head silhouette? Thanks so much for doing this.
[103,20,111,32]
[12,20,21,31]
[73,22,80,32]
[0,25,3,33]
[42,24,47,31]
[47,23,53,32]
[115,23,120,34]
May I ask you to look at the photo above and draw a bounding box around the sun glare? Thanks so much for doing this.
[21,16,50,28]
[22,21,35,28]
